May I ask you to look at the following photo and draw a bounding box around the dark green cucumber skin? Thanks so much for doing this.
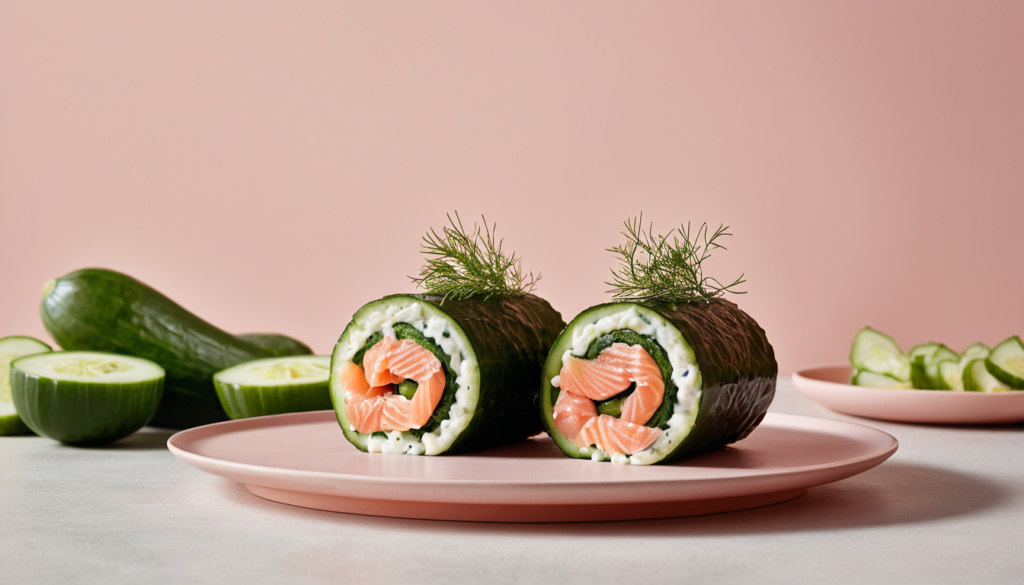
[0,415,32,436]
[40,269,279,429]
[237,334,313,357]
[910,356,931,389]
[651,300,776,459]
[0,336,52,435]
[10,367,163,445]
[214,379,332,419]
[985,336,1024,390]
[543,299,777,464]
[336,293,565,454]
[985,362,1024,390]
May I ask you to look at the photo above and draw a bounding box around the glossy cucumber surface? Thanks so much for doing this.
[236,333,313,357]
[40,268,278,428]
[11,351,164,445]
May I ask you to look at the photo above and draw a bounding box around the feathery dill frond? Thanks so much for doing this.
[410,212,540,300]
[606,215,745,303]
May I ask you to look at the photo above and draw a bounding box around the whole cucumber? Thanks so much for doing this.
[236,333,313,357]
[40,268,279,428]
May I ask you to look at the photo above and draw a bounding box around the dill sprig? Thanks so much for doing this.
[606,215,746,304]
[410,212,540,300]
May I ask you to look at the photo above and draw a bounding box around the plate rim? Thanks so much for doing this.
[167,410,898,499]
[793,363,1024,398]
[792,363,1024,425]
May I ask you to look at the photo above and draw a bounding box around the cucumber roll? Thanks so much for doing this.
[330,214,564,455]
[541,218,776,465]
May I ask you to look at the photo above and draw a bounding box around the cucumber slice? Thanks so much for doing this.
[213,355,332,419]
[908,343,939,388]
[0,336,53,435]
[936,359,963,391]
[926,345,958,389]
[959,343,990,364]
[851,369,912,389]
[984,336,1024,390]
[907,343,956,390]
[850,327,910,382]
[963,358,1010,393]
[10,351,164,445]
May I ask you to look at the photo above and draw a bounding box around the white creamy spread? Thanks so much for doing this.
[335,300,479,455]
[558,305,701,465]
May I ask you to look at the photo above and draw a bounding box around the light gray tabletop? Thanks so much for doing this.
[2,378,1022,585]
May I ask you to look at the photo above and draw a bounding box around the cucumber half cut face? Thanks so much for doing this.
[213,355,333,419]
[0,336,53,435]
[11,351,164,445]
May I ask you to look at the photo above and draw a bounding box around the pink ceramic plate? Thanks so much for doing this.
[793,364,1024,425]
[168,410,896,523]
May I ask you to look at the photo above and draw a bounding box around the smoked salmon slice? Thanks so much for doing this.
[555,343,664,455]
[577,415,661,455]
[340,338,446,433]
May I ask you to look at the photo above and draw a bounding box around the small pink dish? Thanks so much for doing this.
[793,364,1024,425]
[168,410,897,523]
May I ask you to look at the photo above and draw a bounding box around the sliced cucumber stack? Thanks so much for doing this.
[850,327,910,383]
[0,336,53,435]
[963,358,1009,393]
[213,355,331,419]
[985,336,1024,390]
[11,351,164,445]
[851,369,912,389]
[907,343,957,390]
[908,343,939,388]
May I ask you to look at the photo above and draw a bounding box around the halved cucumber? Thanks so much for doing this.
[963,358,1009,393]
[11,351,164,445]
[851,369,912,389]
[850,327,910,382]
[213,355,332,419]
[0,336,53,435]
[985,336,1024,390]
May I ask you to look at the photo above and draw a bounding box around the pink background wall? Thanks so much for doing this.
[2,2,1022,374]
